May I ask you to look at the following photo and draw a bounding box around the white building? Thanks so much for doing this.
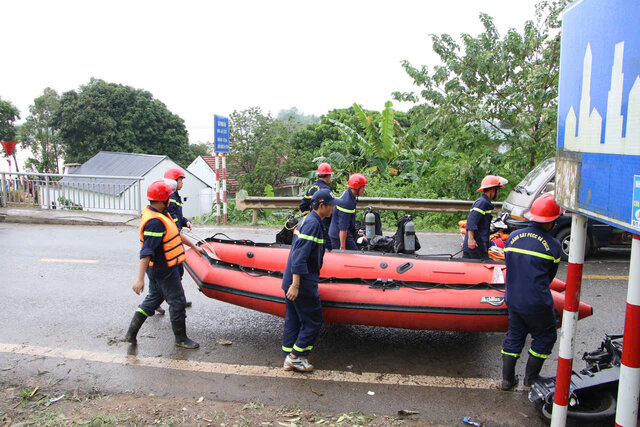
[58,151,210,218]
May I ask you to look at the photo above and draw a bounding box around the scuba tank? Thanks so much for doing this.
[365,208,376,239]
[403,215,416,254]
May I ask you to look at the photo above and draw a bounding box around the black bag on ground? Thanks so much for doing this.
[393,215,421,253]
[276,215,298,244]
[368,235,395,252]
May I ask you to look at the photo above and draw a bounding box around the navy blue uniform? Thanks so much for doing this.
[463,193,494,259]
[300,180,332,251]
[166,191,189,277]
[166,191,189,231]
[328,189,358,250]
[137,207,188,322]
[281,211,326,357]
[502,223,562,359]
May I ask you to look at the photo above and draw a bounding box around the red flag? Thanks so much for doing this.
[1,141,18,157]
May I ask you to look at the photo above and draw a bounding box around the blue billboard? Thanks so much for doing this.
[214,115,230,153]
[555,0,640,234]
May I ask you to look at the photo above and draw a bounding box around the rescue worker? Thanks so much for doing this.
[123,180,203,348]
[328,173,367,251]
[299,162,333,250]
[463,175,507,259]
[282,189,339,372]
[500,193,562,390]
[163,167,193,309]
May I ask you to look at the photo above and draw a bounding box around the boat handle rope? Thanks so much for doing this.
[204,256,505,291]
[205,234,481,261]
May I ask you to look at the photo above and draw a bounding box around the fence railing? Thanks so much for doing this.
[0,171,144,214]
[236,192,503,224]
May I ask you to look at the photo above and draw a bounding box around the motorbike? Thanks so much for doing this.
[529,334,623,426]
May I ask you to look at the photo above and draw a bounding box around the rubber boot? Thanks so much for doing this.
[171,319,199,349]
[123,311,147,344]
[524,354,546,386]
[155,305,165,315]
[501,353,519,391]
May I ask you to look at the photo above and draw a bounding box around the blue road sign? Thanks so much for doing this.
[214,115,229,153]
[555,0,640,234]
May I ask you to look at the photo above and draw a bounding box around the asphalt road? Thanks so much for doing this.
[0,223,632,426]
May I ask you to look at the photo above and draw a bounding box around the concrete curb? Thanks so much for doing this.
[0,208,138,227]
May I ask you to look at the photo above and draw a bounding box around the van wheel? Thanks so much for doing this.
[556,228,591,261]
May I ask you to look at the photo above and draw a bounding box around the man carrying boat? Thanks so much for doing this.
[328,173,367,251]
[299,162,333,250]
[500,193,562,390]
[154,167,193,315]
[123,180,203,349]
[282,188,339,372]
[462,175,507,259]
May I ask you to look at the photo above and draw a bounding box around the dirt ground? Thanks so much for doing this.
[0,382,443,427]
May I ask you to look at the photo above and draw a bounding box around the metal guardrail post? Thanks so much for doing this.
[1,173,6,207]
[45,175,50,209]
[252,209,259,225]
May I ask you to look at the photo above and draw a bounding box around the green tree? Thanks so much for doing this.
[394,0,568,172]
[19,88,63,173]
[188,142,211,161]
[53,78,191,166]
[0,97,20,170]
[228,107,294,196]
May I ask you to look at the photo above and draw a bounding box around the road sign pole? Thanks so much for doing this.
[551,213,588,427]
[222,153,227,225]
[215,154,221,225]
[616,234,640,427]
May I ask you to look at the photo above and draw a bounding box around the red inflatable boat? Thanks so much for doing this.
[184,236,592,332]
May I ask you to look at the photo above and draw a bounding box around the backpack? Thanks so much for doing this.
[275,215,299,245]
[392,215,421,253]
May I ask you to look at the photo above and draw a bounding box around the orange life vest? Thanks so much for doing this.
[139,206,185,267]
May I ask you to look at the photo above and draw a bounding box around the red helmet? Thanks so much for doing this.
[164,167,186,181]
[477,175,508,192]
[317,163,333,175]
[147,180,173,201]
[526,193,562,223]
[348,173,368,189]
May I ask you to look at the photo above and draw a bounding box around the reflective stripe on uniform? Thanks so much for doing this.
[471,207,492,215]
[282,346,292,353]
[294,229,324,244]
[501,350,520,358]
[303,195,312,199]
[137,307,150,317]
[293,344,313,352]
[300,210,310,216]
[336,206,355,214]
[529,349,550,359]
[169,199,181,206]
[143,231,165,237]
[504,247,561,263]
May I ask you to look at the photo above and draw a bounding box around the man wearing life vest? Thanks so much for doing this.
[462,175,507,259]
[328,173,367,251]
[123,180,203,349]
[299,163,333,250]
[282,189,339,372]
[500,193,562,390]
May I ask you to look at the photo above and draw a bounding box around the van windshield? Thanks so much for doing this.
[512,158,555,196]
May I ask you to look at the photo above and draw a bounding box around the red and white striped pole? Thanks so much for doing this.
[551,214,588,427]
[615,234,640,427]
[215,153,221,225]
[222,153,227,225]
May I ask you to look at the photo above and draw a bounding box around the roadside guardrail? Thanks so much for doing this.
[1,171,143,214]
[236,192,503,225]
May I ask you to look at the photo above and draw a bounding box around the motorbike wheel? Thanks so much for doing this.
[535,391,616,426]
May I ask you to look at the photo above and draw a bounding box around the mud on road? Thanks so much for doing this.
[1,382,440,427]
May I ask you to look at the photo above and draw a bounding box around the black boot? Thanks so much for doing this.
[155,306,165,315]
[501,353,519,391]
[171,319,199,349]
[524,354,546,386]
[123,311,147,344]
